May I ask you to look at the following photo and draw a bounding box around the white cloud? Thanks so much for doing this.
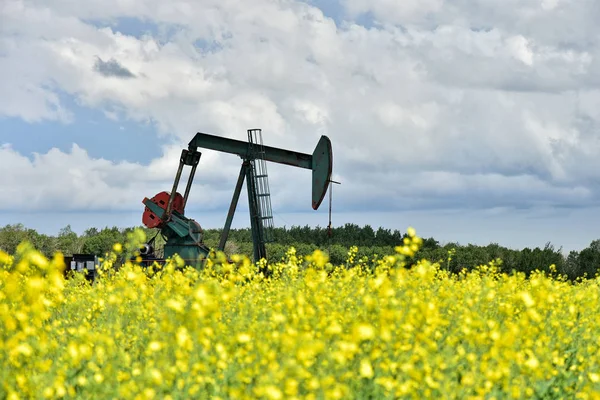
[2,0,600,222]
[507,35,534,66]
[343,0,444,25]
[0,141,243,212]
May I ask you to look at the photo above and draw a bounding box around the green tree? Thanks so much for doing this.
[0,224,56,256]
[575,240,600,279]
[81,226,125,256]
[56,225,83,256]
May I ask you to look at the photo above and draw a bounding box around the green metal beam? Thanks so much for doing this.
[218,162,248,251]
[245,160,267,264]
[189,132,312,169]
[188,131,333,210]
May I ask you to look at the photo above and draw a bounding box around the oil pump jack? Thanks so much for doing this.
[140,129,333,268]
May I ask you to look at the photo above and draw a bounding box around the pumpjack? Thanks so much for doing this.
[140,129,333,268]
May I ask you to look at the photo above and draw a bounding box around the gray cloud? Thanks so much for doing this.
[93,57,135,78]
[2,0,600,222]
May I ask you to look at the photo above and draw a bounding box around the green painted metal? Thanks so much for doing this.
[245,160,267,263]
[248,130,275,238]
[141,130,336,267]
[188,132,333,210]
[186,131,334,265]
[311,136,333,210]
[215,159,269,266]
[189,132,312,169]
[162,219,209,264]
[218,162,248,251]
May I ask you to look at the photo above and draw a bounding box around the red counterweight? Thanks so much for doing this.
[142,191,185,229]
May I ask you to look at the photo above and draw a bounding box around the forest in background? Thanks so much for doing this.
[1,222,599,281]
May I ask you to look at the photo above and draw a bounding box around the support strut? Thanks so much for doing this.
[166,148,201,217]
[218,162,248,251]
[245,159,267,263]
[217,160,267,266]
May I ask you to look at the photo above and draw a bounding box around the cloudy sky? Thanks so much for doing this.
[2,0,600,253]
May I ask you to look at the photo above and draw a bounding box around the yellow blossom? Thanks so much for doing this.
[360,359,374,378]
[0,227,598,399]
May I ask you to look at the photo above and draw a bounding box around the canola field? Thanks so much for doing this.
[1,228,600,399]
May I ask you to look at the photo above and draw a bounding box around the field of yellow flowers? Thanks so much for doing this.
[1,227,600,399]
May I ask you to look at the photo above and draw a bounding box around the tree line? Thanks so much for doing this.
[1,222,599,280]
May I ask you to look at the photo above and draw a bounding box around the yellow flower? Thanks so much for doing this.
[148,341,162,352]
[237,333,251,343]
[0,250,13,265]
[2,226,600,399]
[520,292,536,308]
[360,359,374,378]
[264,386,283,400]
[354,323,376,341]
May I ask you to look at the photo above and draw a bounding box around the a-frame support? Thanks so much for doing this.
[218,162,248,252]
[216,159,268,264]
[218,160,267,261]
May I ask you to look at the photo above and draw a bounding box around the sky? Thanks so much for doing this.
[2,0,600,253]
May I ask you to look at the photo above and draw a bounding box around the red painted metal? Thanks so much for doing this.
[142,191,184,228]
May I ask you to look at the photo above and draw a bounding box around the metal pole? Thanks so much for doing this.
[218,162,248,251]
[182,153,201,212]
[166,152,185,218]
[327,179,341,257]
[246,161,266,263]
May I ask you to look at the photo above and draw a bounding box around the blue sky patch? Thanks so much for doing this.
[0,91,166,164]
[84,16,160,38]
[193,38,225,54]
[303,0,378,28]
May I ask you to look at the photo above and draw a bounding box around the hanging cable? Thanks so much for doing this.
[327,179,341,256]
